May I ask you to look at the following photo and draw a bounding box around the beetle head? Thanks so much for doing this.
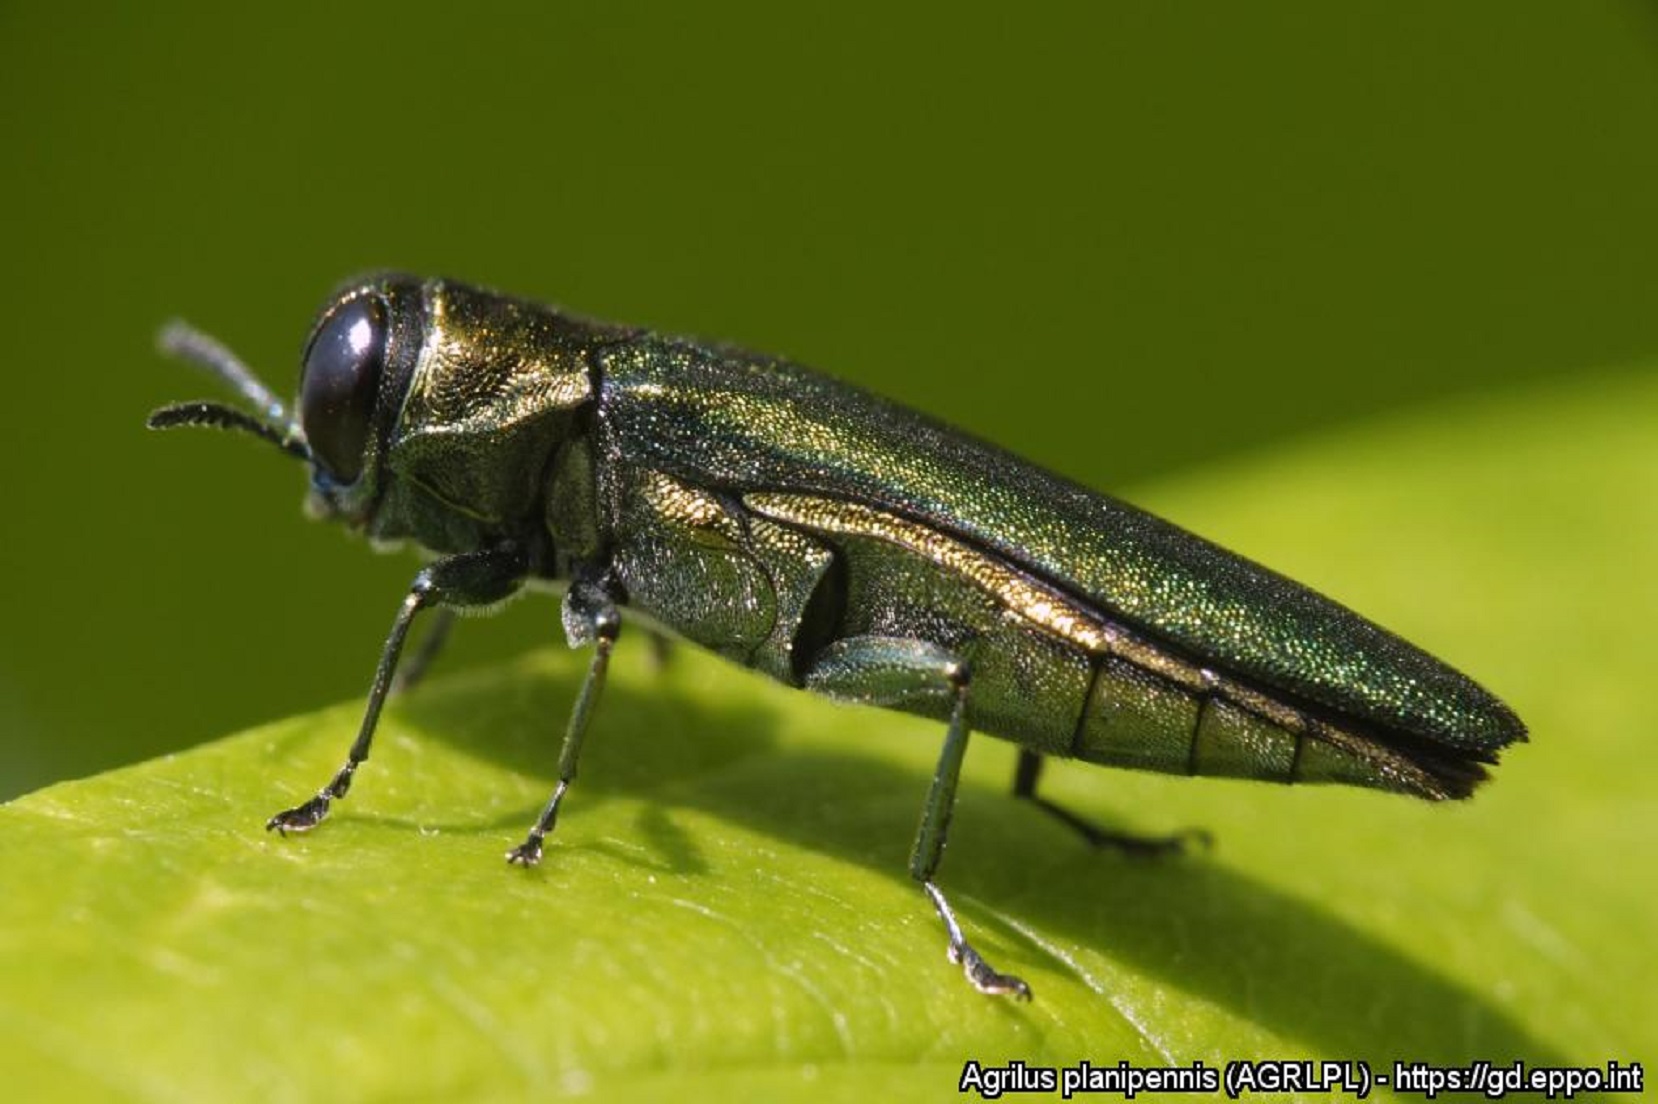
[148,274,426,529]
[150,275,601,547]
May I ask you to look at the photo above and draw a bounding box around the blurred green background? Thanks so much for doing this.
[2,3,1655,800]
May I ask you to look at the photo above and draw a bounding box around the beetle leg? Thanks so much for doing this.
[1013,750,1212,856]
[804,636,1031,999]
[391,608,458,696]
[506,579,622,866]
[266,547,528,837]
[916,670,1032,999]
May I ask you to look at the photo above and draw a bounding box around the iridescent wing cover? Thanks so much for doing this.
[597,339,1525,761]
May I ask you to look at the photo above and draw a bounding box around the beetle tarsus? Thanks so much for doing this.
[949,939,1032,1000]
[924,881,1030,1000]
[266,793,333,835]
[505,835,545,866]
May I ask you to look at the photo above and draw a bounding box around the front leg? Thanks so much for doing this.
[266,546,528,836]
[390,607,458,696]
[506,577,622,866]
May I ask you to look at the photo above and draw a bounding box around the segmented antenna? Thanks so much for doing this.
[147,401,312,461]
[157,320,294,430]
[150,320,311,462]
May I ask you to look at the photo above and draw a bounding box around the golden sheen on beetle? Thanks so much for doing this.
[150,275,1526,999]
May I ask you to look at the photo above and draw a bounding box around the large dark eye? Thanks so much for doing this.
[300,294,387,482]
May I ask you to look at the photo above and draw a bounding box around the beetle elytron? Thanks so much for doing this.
[150,275,1526,999]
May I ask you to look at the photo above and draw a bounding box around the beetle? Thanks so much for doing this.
[150,275,1526,999]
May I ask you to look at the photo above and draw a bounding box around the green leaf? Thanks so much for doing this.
[3,370,1653,1101]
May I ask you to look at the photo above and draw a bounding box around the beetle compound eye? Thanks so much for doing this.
[300,295,387,483]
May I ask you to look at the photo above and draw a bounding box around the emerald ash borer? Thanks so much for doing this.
[150,275,1526,999]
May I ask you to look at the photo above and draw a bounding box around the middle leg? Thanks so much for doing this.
[805,634,1031,999]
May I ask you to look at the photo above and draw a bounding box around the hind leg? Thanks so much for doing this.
[1012,750,1211,856]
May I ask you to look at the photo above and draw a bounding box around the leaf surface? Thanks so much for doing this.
[3,369,1652,1101]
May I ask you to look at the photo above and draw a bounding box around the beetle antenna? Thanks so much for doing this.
[153,319,310,460]
[147,401,313,462]
[157,319,295,431]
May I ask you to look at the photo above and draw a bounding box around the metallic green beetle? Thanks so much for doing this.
[150,275,1526,999]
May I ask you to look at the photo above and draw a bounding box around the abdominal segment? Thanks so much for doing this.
[746,492,1478,799]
